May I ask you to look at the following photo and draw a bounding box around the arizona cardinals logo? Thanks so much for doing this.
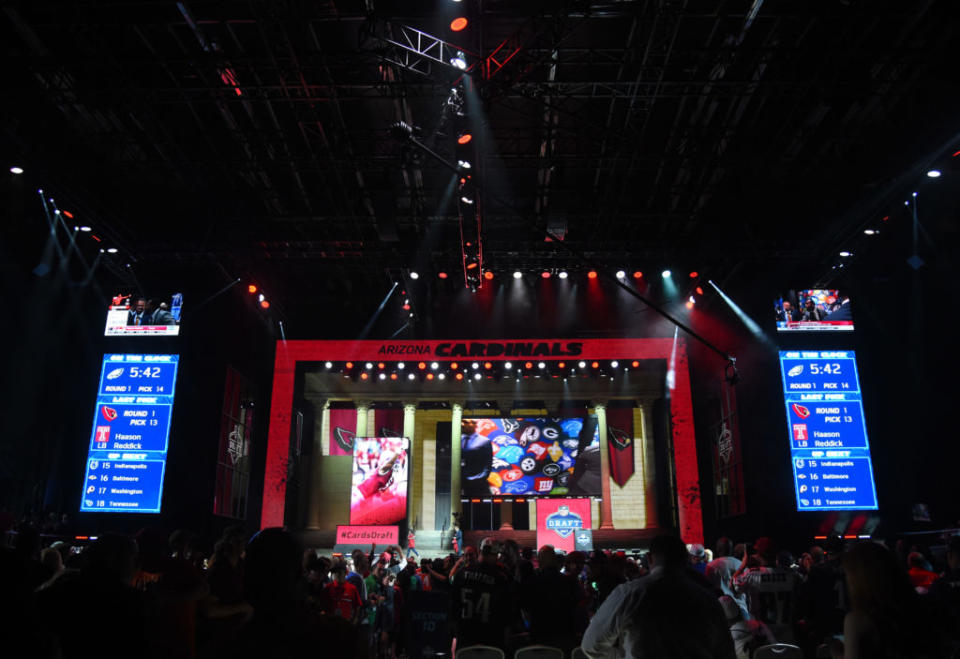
[608,426,631,450]
[334,426,356,452]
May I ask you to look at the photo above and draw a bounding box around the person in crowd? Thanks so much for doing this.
[321,559,364,624]
[227,528,354,658]
[521,545,581,653]
[36,533,147,659]
[207,536,244,604]
[801,297,825,321]
[587,551,626,609]
[689,543,707,574]
[581,534,735,659]
[453,522,463,556]
[374,570,403,658]
[39,545,64,583]
[906,551,939,591]
[829,541,943,659]
[719,595,775,659]
[826,295,852,321]
[127,297,149,325]
[706,537,746,617]
[928,536,960,651]
[797,535,847,654]
[347,550,372,659]
[147,299,176,324]
[733,539,797,642]
[778,300,798,323]
[450,538,514,651]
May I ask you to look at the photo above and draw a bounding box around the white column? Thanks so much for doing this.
[451,402,463,518]
[595,403,615,529]
[356,402,369,438]
[403,403,417,528]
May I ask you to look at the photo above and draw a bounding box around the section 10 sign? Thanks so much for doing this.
[80,354,179,513]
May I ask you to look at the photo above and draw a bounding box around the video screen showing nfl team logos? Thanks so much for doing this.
[461,417,601,498]
[350,437,410,525]
[104,292,183,336]
[774,289,853,332]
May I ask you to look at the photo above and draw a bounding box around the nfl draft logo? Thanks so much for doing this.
[546,505,583,538]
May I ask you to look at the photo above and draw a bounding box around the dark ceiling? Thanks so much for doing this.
[3,0,959,323]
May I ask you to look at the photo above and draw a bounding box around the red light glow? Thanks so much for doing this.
[689,271,698,278]
[438,272,448,279]
[427,373,435,380]
[456,373,463,380]
[591,361,599,368]
[696,286,703,295]
[633,271,643,279]
[403,304,411,310]
[685,301,694,309]
[451,362,459,369]
[587,270,598,279]
[62,210,74,219]
[484,362,492,369]
[377,362,385,369]
[247,284,257,294]
[418,362,427,370]
[953,150,960,157]
[484,271,494,280]
[260,300,270,309]
[360,372,369,380]
[346,362,354,369]
[458,133,472,145]
[558,362,566,369]
[450,17,468,31]
[390,373,398,380]
[466,261,478,270]
[541,271,551,279]
[632,360,640,368]
[525,362,533,369]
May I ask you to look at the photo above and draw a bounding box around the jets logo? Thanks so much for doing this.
[608,426,631,450]
[334,426,356,452]
[546,505,583,538]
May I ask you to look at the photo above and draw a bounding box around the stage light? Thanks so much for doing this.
[451,362,458,369]
[591,361,599,368]
[927,169,941,178]
[611,360,619,368]
[9,166,23,174]
[438,373,446,380]
[458,132,472,145]
[513,271,522,279]
[430,362,439,370]
[365,362,374,369]
[321,362,331,370]
[864,229,877,235]
[587,270,597,279]
[450,17,468,31]
[427,373,434,380]
[62,210,74,219]
[558,271,568,279]
[696,286,704,295]
[457,159,471,169]
[484,271,493,280]
[361,372,369,380]
[471,362,480,369]
[79,226,92,232]
[541,271,551,279]
[578,361,586,368]
[451,51,467,69]
[390,373,398,380]
[525,362,533,369]
[505,362,513,369]
[662,270,671,278]
[418,362,427,370]
[346,362,354,369]
[460,195,474,205]
[474,373,481,380]
[408,373,416,380]
[378,362,385,369]
[379,373,387,380]
[685,300,694,309]
[616,270,626,279]
[410,271,419,279]
[484,362,492,369]
[558,362,566,369]
[456,373,463,380]
[839,251,852,257]
[258,293,266,302]
[398,362,405,369]
[538,362,546,369]
[632,360,640,368]
[247,284,258,294]
[438,272,448,279]
[688,296,696,304]
[633,271,643,279]
[54,209,60,215]
[107,247,118,254]
[689,271,698,278]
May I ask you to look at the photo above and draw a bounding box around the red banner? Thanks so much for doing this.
[336,525,399,545]
[328,408,357,456]
[373,407,405,438]
[536,498,592,553]
[606,408,635,487]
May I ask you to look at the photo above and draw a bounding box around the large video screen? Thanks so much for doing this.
[461,417,601,498]
[80,354,179,513]
[105,293,183,336]
[775,289,853,332]
[779,350,878,511]
[350,436,409,525]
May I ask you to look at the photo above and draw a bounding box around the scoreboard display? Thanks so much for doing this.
[779,350,878,511]
[80,354,179,513]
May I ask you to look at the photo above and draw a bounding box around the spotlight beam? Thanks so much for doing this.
[708,280,775,349]
[358,281,399,340]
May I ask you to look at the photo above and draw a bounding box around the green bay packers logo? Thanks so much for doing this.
[546,505,583,538]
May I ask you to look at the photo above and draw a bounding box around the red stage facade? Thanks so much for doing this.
[261,338,703,543]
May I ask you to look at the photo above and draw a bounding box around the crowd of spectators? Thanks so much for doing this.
[1,515,958,658]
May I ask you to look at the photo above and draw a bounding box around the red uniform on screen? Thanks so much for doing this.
[358,470,391,499]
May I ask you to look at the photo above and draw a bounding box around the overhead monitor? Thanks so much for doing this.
[350,436,410,525]
[779,350,877,511]
[461,416,601,499]
[80,354,179,513]
[104,293,182,336]
[775,289,853,332]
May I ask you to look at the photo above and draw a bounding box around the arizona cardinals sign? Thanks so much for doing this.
[606,408,635,486]
[328,408,357,456]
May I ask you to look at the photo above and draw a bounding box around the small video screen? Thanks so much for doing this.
[775,289,853,332]
[104,293,182,336]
